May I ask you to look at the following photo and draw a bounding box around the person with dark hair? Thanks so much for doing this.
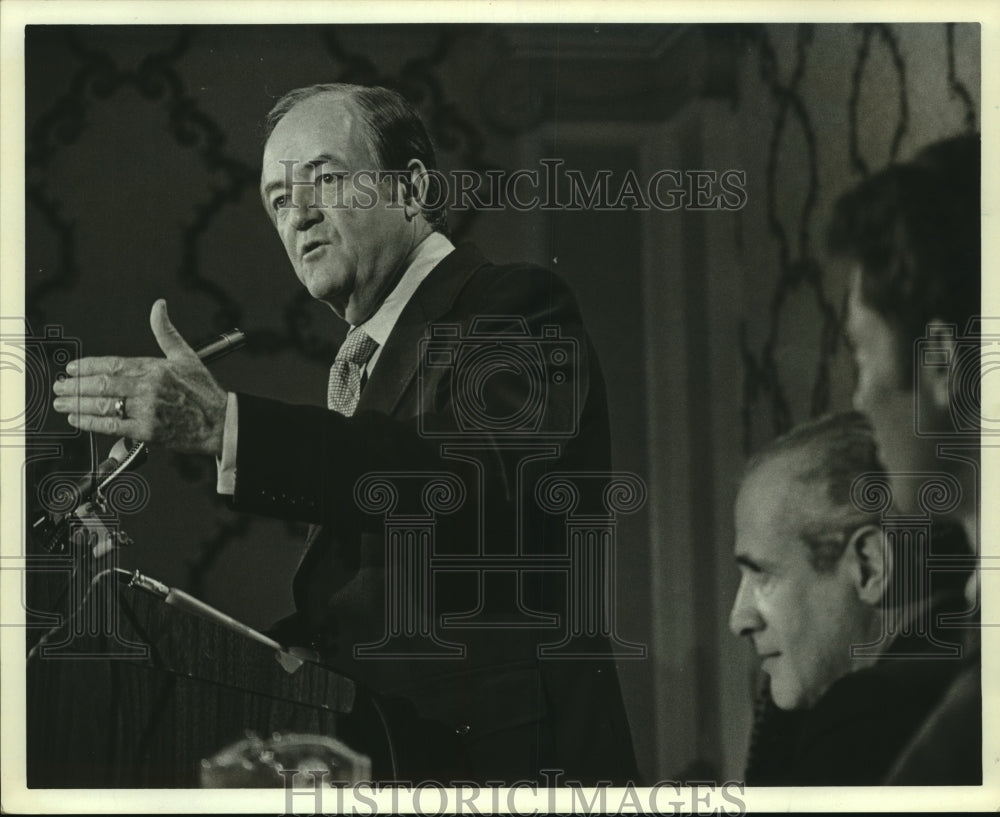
[827,131,982,785]
[829,131,980,544]
[729,411,972,785]
[51,83,638,785]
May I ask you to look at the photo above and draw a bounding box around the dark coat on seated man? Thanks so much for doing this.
[743,585,978,785]
[729,412,978,786]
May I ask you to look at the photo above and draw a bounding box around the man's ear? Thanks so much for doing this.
[402,158,429,220]
[920,319,957,412]
[846,523,890,606]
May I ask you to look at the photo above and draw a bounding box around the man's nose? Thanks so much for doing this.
[290,185,323,230]
[851,370,872,414]
[851,385,867,414]
[729,575,763,637]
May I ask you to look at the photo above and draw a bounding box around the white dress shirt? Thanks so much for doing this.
[217,231,456,495]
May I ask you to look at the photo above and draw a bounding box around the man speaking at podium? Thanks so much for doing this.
[51,83,638,785]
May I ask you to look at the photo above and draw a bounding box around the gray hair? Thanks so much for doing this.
[744,411,884,572]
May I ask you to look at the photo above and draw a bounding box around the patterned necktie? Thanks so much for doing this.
[327,327,379,416]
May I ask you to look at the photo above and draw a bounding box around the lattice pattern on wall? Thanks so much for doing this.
[848,24,909,177]
[736,22,978,454]
[323,27,495,244]
[27,26,493,352]
[23,23,979,603]
[947,23,978,131]
[27,28,256,333]
[738,24,827,448]
[25,29,275,578]
[24,25,496,594]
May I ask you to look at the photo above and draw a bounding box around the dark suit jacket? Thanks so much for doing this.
[744,591,979,786]
[230,243,638,784]
[884,652,981,785]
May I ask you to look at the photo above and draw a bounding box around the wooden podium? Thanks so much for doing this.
[26,571,358,788]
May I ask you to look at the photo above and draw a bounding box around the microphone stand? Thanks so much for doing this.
[27,328,249,659]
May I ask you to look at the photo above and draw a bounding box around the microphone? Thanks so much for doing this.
[56,436,133,510]
[31,437,142,553]
[32,328,247,548]
[194,329,246,364]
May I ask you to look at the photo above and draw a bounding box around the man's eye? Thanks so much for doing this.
[744,569,771,593]
[318,172,341,184]
[272,195,287,211]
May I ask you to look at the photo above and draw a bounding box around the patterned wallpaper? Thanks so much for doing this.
[732,23,978,454]
[20,22,980,781]
[696,22,980,780]
[24,25,507,609]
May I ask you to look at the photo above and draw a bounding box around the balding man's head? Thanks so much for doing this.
[729,412,889,710]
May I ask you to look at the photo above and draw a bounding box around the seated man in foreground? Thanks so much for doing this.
[729,411,971,785]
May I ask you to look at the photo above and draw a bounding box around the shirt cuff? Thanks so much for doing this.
[216,392,238,495]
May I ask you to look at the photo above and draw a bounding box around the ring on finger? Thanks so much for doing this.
[114,398,127,420]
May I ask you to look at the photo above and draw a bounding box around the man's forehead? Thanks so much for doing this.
[275,90,356,130]
[261,92,364,172]
[737,452,832,538]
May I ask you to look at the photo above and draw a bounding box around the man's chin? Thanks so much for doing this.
[769,694,798,711]
[301,278,348,316]
[315,293,349,319]
[767,678,804,711]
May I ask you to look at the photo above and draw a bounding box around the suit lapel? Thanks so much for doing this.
[356,243,489,417]
[293,244,491,619]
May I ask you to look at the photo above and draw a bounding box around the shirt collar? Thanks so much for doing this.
[354,231,455,348]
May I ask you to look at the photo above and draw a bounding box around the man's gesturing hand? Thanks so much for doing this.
[51,299,229,457]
